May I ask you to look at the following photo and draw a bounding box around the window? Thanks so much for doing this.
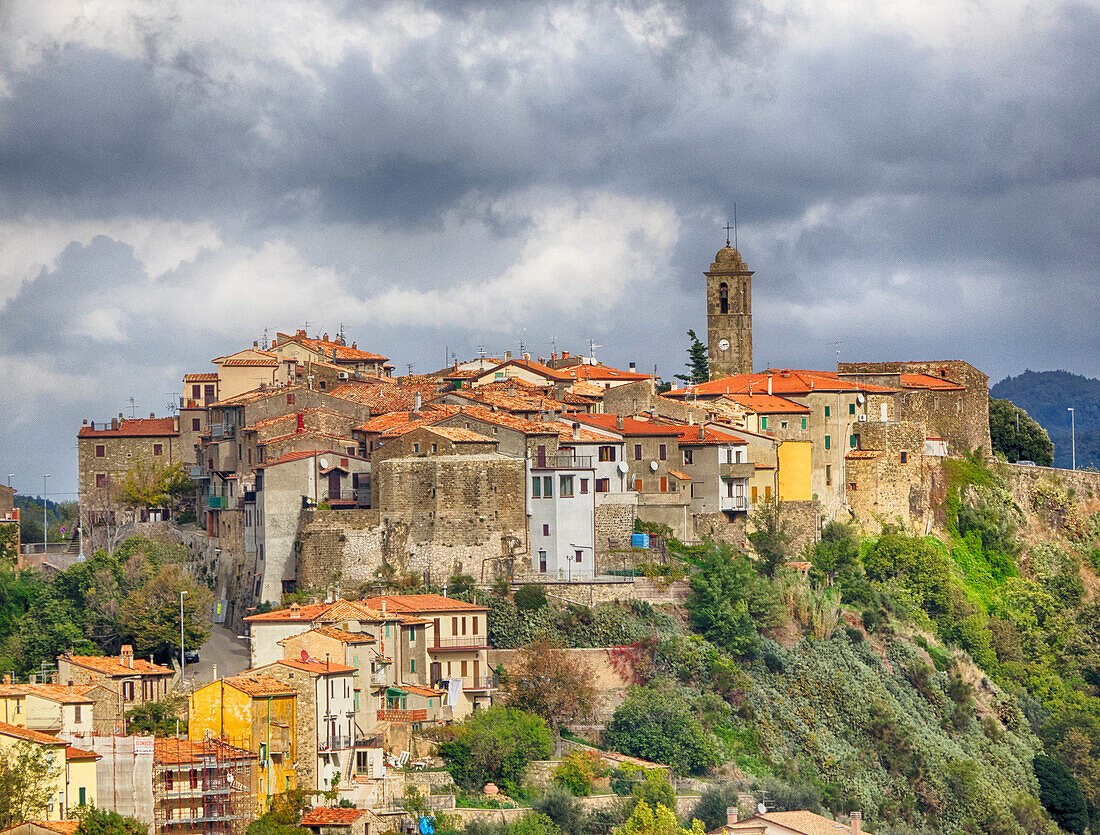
[461,617,467,636]
[543,524,550,536]
[801,417,807,429]
[575,550,583,563]
[192,418,201,431]
[824,435,831,450]
[75,704,81,722]
[123,681,134,701]
[751,486,758,504]
[599,446,616,461]
[826,464,832,485]
[409,626,416,643]
[632,476,642,491]
[560,475,574,497]
[850,434,858,449]
[634,444,642,461]
[764,485,772,502]
[95,444,105,457]
[849,402,856,415]
[899,450,909,464]
[79,787,86,806]
[411,658,416,673]
[719,282,729,314]
[543,476,552,497]
[286,393,295,405]
[153,443,163,456]
[431,444,437,453]
[848,482,858,491]
[165,771,173,791]
[824,405,831,417]
[204,385,215,401]
[683,449,693,465]
[595,478,609,493]
[660,476,668,492]
[658,444,667,461]
[580,478,589,494]
[725,480,733,498]
[472,617,479,635]
[96,473,106,488]
[532,478,541,498]
[192,384,201,399]
[460,660,468,677]
[412,443,420,453]
[539,550,547,572]
[451,617,457,634]
[190,769,199,789]
[760,416,768,430]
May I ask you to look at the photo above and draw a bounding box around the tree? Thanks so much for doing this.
[614,801,705,835]
[0,524,17,564]
[552,749,610,797]
[808,521,860,586]
[437,705,552,794]
[674,330,709,385]
[990,397,1054,465]
[691,784,740,831]
[0,741,58,826]
[533,786,586,835]
[514,584,548,612]
[125,693,187,736]
[688,545,770,655]
[748,500,791,578]
[116,461,194,513]
[118,563,213,660]
[502,640,598,740]
[76,805,149,835]
[246,789,311,835]
[606,682,719,775]
[1033,755,1087,835]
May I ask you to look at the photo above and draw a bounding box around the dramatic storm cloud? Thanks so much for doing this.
[1,0,1098,495]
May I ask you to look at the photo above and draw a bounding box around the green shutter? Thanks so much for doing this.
[760,416,767,430]
[824,405,830,417]
[850,435,857,448]
[824,436,831,450]
[849,403,856,415]
[801,418,807,429]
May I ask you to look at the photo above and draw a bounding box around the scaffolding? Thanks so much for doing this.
[153,737,256,835]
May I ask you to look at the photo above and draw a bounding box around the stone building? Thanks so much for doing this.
[844,421,932,530]
[57,646,173,735]
[705,243,754,378]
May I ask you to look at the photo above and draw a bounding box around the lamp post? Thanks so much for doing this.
[1068,407,1076,470]
[180,590,188,684]
[42,474,49,553]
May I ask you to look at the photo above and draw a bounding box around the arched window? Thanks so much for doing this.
[719,283,729,314]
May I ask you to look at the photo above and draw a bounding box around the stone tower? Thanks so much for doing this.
[705,243,753,378]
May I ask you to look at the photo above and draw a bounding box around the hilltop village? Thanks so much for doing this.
[2,242,1099,835]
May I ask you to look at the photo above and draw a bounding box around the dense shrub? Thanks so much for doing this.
[606,683,719,775]
[1034,755,1087,834]
[437,706,552,795]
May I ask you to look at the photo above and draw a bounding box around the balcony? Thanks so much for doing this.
[720,462,755,480]
[720,497,748,512]
[532,453,593,469]
[189,465,209,480]
[431,636,487,650]
[322,489,370,509]
[376,708,427,723]
[370,671,388,686]
[320,735,354,752]
[208,496,228,509]
[463,676,499,691]
[210,422,234,439]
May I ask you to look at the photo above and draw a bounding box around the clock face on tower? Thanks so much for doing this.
[718,338,730,351]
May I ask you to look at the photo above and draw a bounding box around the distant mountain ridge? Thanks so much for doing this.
[991,369,1100,469]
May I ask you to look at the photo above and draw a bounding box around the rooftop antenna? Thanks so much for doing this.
[126,397,137,418]
[263,327,269,350]
[588,339,601,360]
[834,341,844,370]
[724,221,734,247]
[406,362,415,376]
[163,393,180,415]
[550,335,557,355]
[477,345,487,370]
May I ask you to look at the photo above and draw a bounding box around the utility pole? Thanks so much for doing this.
[42,474,49,553]
[1068,407,1076,470]
[180,590,188,684]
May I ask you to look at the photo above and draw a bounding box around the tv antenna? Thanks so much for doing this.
[263,327,269,350]
[588,339,601,360]
[833,341,845,369]
[406,363,415,376]
[163,393,180,415]
[550,335,557,354]
[126,397,137,418]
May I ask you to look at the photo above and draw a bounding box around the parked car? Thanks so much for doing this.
[184,650,200,664]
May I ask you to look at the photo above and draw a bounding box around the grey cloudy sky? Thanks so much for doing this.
[1,0,1097,496]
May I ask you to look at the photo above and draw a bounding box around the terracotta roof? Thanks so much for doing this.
[183,373,219,382]
[330,381,439,413]
[363,594,488,613]
[65,745,100,760]
[255,449,329,468]
[569,380,607,397]
[0,683,95,704]
[22,822,81,835]
[0,721,66,746]
[301,808,372,826]
[154,738,255,765]
[259,430,356,447]
[355,410,435,434]
[246,601,335,623]
[898,373,966,391]
[558,426,617,444]
[275,333,389,363]
[573,414,684,436]
[247,598,420,626]
[64,653,172,677]
[270,658,356,675]
[220,358,279,367]
[244,408,351,432]
[471,358,573,383]
[668,369,898,398]
[359,404,557,440]
[667,469,691,480]
[670,424,749,445]
[223,673,299,697]
[722,393,811,414]
[292,626,376,645]
[845,449,883,459]
[78,417,178,438]
[212,385,304,408]
[445,389,568,414]
[424,426,496,443]
[399,683,444,697]
[559,363,649,383]
[439,405,557,436]
[721,811,861,835]
[316,599,398,623]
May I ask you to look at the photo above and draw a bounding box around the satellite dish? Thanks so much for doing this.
[301,649,310,662]
[649,461,658,472]
[319,456,330,469]
[616,462,629,475]
[855,394,865,405]
[757,803,768,815]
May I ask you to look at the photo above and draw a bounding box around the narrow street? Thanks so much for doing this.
[187,624,250,686]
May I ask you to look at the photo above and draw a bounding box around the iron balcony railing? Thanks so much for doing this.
[431,636,487,649]
[463,676,499,690]
[532,453,593,469]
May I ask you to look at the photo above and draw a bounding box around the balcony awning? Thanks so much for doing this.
[385,686,408,696]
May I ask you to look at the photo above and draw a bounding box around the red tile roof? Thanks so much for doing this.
[573,414,684,436]
[284,626,376,645]
[64,653,172,677]
[78,417,178,438]
[222,673,299,697]
[269,658,356,675]
[424,426,496,443]
[65,745,100,760]
[363,594,488,613]
[0,683,95,704]
[255,449,329,468]
[183,373,219,382]
[154,738,255,765]
[220,358,279,367]
[669,424,748,445]
[471,359,573,383]
[668,369,898,398]
[0,721,66,746]
[211,385,304,408]
[722,393,811,414]
[276,333,389,362]
[667,469,691,480]
[559,363,649,383]
[301,808,372,826]
[845,449,883,459]
[31,822,81,835]
[898,373,966,391]
[244,408,351,432]
[330,381,439,413]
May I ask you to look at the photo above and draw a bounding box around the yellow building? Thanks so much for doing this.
[0,721,97,819]
[188,674,297,812]
[777,440,812,501]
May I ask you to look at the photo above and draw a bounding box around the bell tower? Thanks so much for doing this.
[705,240,753,379]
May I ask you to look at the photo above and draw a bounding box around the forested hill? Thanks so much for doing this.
[991,370,1100,469]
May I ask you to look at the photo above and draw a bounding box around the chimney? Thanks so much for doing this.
[254,340,259,349]
[414,392,422,412]
[2,675,9,685]
[851,812,862,835]
[562,351,569,359]
[504,350,512,361]
[173,415,180,432]
[121,645,134,669]
[323,332,329,341]
[698,424,705,440]
[629,362,636,372]
[507,383,516,397]
[111,417,118,430]
[83,419,88,425]
[289,602,301,619]
[615,414,624,431]
[149,412,155,419]
[767,375,773,396]
[381,600,386,614]
[572,422,580,441]
[551,351,557,361]
[352,342,357,349]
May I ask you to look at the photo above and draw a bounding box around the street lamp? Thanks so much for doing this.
[1068,407,1076,470]
[180,590,188,684]
[42,474,49,553]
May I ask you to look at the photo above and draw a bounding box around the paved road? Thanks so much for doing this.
[185,624,251,686]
